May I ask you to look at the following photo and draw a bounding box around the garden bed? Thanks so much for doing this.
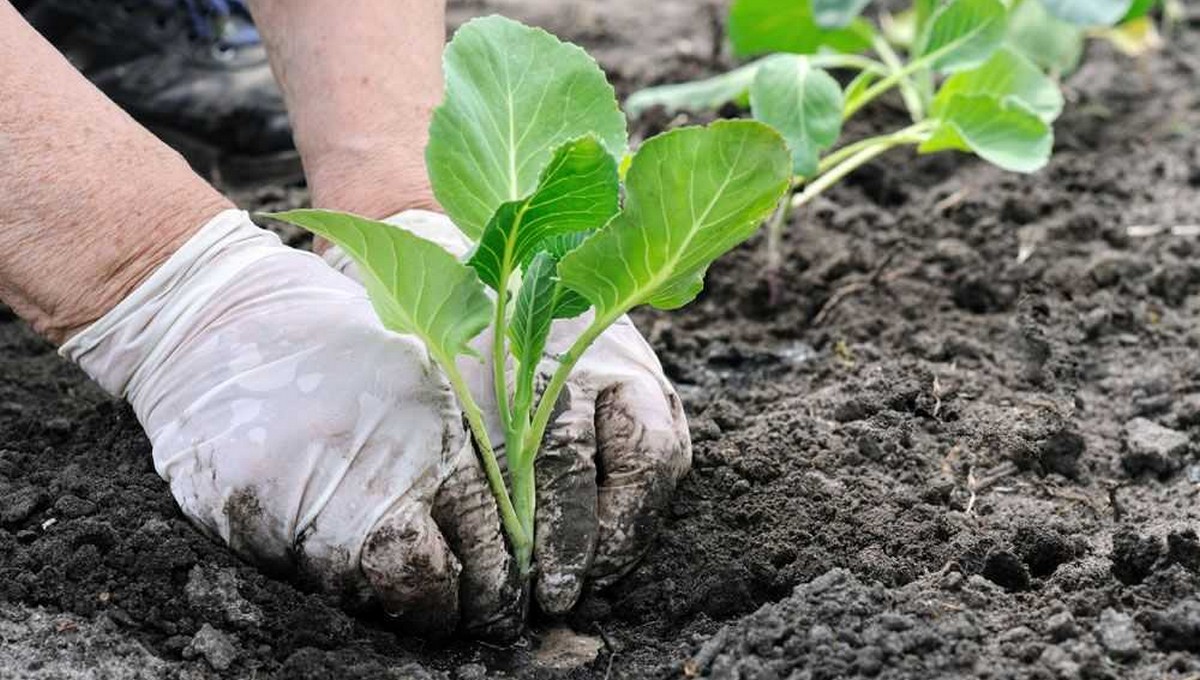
[2,1,1199,678]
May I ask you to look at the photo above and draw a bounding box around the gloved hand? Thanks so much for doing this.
[60,209,521,639]
[324,210,693,615]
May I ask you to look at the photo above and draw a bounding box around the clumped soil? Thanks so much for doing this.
[3,1,1200,678]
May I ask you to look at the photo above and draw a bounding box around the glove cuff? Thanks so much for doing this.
[59,209,292,398]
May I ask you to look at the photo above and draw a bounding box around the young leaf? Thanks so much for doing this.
[265,210,492,362]
[1038,0,1133,26]
[813,0,873,28]
[749,56,844,176]
[920,94,1052,173]
[914,0,937,29]
[729,0,874,56]
[1007,0,1085,74]
[558,121,791,320]
[528,232,592,319]
[427,16,628,239]
[1122,0,1159,22]
[509,252,558,404]
[625,61,759,118]
[932,46,1064,123]
[467,136,619,291]
[915,0,1007,73]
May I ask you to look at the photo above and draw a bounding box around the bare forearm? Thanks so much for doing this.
[248,0,446,219]
[0,2,230,344]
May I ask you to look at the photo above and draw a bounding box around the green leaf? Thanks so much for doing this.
[932,46,1064,123]
[729,0,874,56]
[915,0,937,29]
[625,61,759,118]
[531,232,592,319]
[1038,0,1133,26]
[265,210,492,362]
[813,0,873,28]
[558,121,791,319]
[750,56,844,176]
[1123,0,1159,21]
[517,231,592,318]
[921,94,1053,173]
[1007,0,1085,74]
[509,252,558,401]
[915,0,1007,73]
[427,16,628,239]
[467,136,619,291]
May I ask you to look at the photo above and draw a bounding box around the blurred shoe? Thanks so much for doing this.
[21,0,300,187]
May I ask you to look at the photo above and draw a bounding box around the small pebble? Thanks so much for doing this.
[1097,608,1141,661]
[1045,611,1079,641]
[184,624,238,671]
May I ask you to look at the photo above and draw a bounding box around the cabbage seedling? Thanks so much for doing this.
[267,16,792,574]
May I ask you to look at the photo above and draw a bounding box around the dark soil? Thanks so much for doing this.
[3,1,1200,678]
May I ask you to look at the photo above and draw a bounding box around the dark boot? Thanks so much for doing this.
[21,0,301,187]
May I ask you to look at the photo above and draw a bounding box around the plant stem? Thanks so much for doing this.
[523,317,607,461]
[843,50,937,119]
[791,123,934,210]
[870,35,925,121]
[438,355,529,568]
[491,285,512,435]
[764,184,795,304]
[814,121,934,179]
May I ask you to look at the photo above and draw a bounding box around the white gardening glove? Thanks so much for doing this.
[60,209,520,639]
[325,210,692,615]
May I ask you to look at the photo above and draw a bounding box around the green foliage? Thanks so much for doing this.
[560,121,792,318]
[265,210,493,365]
[750,56,844,176]
[626,0,1116,198]
[932,46,1064,122]
[467,136,618,291]
[915,0,1007,73]
[508,251,557,411]
[1038,0,1134,26]
[1006,0,1085,74]
[1122,0,1159,22]
[268,16,792,578]
[625,61,758,118]
[426,16,627,239]
[729,0,873,56]
[620,0,1162,301]
[921,95,1052,172]
[813,0,874,28]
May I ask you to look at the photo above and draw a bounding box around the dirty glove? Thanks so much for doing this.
[60,209,520,638]
[324,210,693,615]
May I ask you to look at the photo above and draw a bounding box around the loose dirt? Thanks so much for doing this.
[2,1,1199,678]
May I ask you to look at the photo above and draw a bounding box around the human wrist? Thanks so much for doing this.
[303,131,443,256]
[304,135,440,220]
[4,194,232,346]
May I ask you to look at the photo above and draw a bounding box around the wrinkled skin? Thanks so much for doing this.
[325,210,693,615]
[62,210,520,639]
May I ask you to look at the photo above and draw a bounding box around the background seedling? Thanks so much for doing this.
[627,0,1170,296]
